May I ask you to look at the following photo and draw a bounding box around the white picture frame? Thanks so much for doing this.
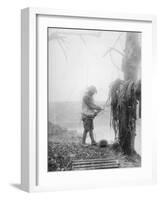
[21,7,157,192]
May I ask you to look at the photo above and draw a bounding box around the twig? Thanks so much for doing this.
[103,33,124,57]
[57,39,68,61]
[110,51,121,71]
[80,35,87,46]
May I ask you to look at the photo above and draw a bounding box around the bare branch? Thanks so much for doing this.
[110,48,124,56]
[57,39,68,61]
[103,47,124,58]
[103,33,123,57]
[109,51,121,71]
[113,33,123,47]
[80,35,87,46]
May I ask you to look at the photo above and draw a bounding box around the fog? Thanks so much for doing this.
[48,28,126,102]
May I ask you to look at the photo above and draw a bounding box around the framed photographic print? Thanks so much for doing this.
[21,8,156,192]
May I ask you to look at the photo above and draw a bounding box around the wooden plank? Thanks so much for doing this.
[73,160,118,165]
[72,158,120,170]
[73,161,119,166]
[73,158,117,163]
[72,164,119,170]
[73,163,119,168]
[73,158,115,162]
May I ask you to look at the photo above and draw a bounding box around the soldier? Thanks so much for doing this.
[81,86,102,146]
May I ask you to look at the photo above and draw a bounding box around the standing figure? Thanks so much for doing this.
[81,86,102,146]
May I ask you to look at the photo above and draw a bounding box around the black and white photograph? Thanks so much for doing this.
[48,27,141,172]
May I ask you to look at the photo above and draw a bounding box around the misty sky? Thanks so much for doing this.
[48,28,126,102]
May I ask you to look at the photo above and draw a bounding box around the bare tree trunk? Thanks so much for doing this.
[121,32,141,154]
[122,33,141,82]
